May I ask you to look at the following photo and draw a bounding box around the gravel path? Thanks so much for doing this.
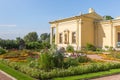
[91,74,120,80]
[0,70,16,80]
[87,54,120,63]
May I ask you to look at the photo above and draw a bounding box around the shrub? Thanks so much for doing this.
[39,51,54,71]
[105,45,109,49]
[52,50,64,68]
[66,45,74,53]
[86,43,96,51]
[77,56,91,63]
[59,47,65,53]
[104,46,114,52]
[26,42,41,49]
[0,48,6,55]
[108,46,113,52]
[64,58,79,68]
[96,48,102,52]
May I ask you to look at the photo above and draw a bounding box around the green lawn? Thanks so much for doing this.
[0,62,34,80]
[54,68,120,80]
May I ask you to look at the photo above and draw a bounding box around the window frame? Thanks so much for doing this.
[59,33,63,44]
[72,32,76,44]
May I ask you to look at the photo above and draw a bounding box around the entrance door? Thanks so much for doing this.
[117,33,120,47]
[118,33,120,42]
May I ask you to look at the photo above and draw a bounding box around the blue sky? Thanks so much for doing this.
[0,0,120,39]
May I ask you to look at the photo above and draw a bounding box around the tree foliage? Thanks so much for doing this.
[0,32,51,50]
[24,32,38,42]
[103,15,113,20]
[40,33,50,43]
[0,39,19,49]
[26,42,41,49]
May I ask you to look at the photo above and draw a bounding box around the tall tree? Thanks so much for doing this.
[40,33,50,42]
[24,32,38,42]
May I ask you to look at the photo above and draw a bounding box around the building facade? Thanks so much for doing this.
[49,8,120,50]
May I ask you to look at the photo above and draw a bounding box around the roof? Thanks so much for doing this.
[49,12,103,24]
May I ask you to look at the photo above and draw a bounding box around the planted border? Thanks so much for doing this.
[1,59,120,80]
[54,68,120,80]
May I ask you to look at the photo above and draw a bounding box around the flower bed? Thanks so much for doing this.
[1,59,120,80]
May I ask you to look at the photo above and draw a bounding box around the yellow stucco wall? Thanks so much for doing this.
[57,20,78,49]
[81,18,94,47]
[96,22,112,48]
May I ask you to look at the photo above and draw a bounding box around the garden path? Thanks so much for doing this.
[87,54,119,63]
[0,70,16,80]
[91,74,120,80]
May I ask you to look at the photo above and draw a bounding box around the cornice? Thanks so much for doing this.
[49,16,81,24]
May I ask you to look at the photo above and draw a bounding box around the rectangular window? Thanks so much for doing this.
[59,33,62,43]
[72,32,76,43]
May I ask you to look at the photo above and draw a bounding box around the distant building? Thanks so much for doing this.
[49,8,120,50]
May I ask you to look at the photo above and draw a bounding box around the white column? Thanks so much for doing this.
[55,26,58,45]
[50,27,53,45]
[76,19,80,50]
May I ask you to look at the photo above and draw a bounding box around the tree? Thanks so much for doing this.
[0,39,19,49]
[40,33,48,41]
[40,33,50,43]
[24,32,38,42]
[40,33,50,49]
[16,37,25,50]
[103,16,113,20]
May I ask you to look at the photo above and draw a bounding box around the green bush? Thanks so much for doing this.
[26,42,41,49]
[77,56,91,63]
[39,51,54,71]
[66,45,74,53]
[104,46,114,52]
[0,48,6,55]
[52,50,64,68]
[64,58,79,68]
[86,43,96,51]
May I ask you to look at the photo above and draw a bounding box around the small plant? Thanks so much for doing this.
[86,43,96,51]
[66,45,74,53]
[108,46,113,52]
[104,45,109,51]
[96,48,104,52]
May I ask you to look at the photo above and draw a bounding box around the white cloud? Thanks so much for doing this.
[0,25,16,27]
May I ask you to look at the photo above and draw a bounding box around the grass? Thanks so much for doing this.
[0,62,34,80]
[54,68,120,80]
